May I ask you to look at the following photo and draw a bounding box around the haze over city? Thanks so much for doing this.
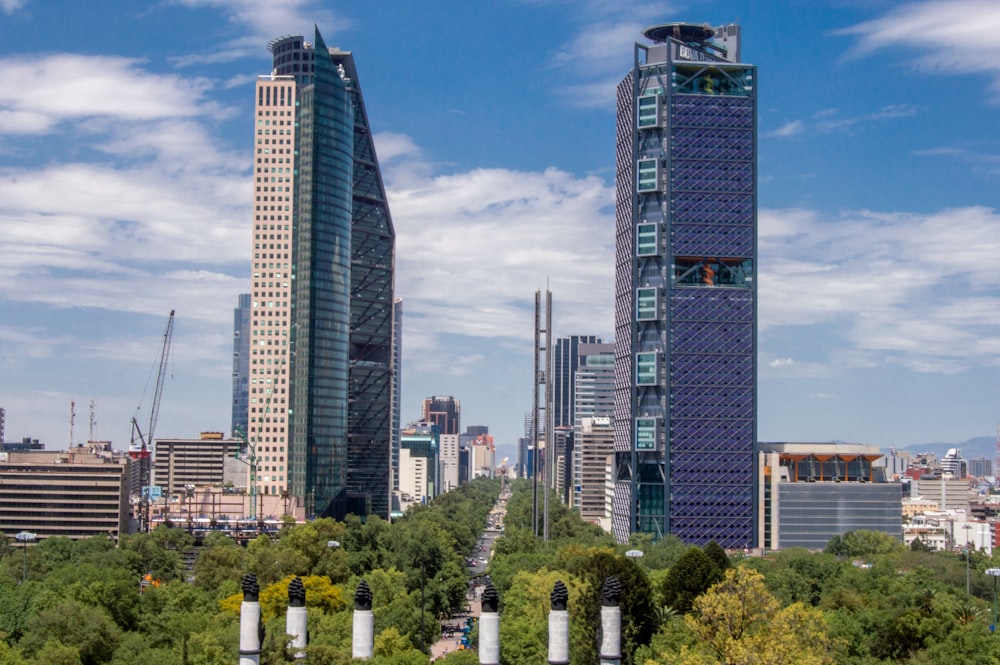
[1,0,999,464]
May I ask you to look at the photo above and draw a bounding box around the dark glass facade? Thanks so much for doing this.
[333,51,396,521]
[612,24,757,547]
[270,29,396,520]
[289,29,354,518]
[231,293,250,439]
[553,335,602,429]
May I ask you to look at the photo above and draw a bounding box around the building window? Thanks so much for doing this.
[636,418,657,450]
[636,352,658,385]
[636,223,658,256]
[637,94,663,129]
[637,159,660,192]
[637,287,658,320]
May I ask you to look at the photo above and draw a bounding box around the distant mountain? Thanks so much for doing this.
[900,436,996,461]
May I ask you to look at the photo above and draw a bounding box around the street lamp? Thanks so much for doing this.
[986,568,1000,632]
[15,531,35,584]
[964,524,973,595]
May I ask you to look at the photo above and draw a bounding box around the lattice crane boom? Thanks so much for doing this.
[133,310,175,533]
[147,310,175,449]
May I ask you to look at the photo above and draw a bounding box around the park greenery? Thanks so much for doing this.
[1,475,1000,664]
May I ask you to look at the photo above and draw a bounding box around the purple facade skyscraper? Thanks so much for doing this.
[612,23,757,547]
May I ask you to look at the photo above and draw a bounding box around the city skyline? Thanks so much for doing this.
[2,1,1000,465]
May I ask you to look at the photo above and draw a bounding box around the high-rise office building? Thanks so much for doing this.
[612,23,756,547]
[422,396,461,436]
[553,336,602,429]
[231,293,251,439]
[249,28,395,520]
[572,342,614,508]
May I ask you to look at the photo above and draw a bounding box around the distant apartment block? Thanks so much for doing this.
[0,448,129,541]
[470,433,495,478]
[969,457,993,478]
[398,422,439,510]
[577,417,615,524]
[910,477,974,512]
[152,432,243,500]
[553,335,602,429]
[440,433,460,494]
[422,396,461,435]
[572,343,614,508]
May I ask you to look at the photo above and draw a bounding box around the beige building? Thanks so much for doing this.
[0,448,129,541]
[153,432,243,500]
[576,417,614,523]
[912,478,975,511]
[249,73,297,500]
[439,433,459,494]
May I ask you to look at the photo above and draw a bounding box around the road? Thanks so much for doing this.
[431,484,509,660]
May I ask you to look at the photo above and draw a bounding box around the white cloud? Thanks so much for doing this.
[759,205,1000,372]
[167,0,346,66]
[384,151,615,368]
[767,105,916,139]
[838,1,1000,101]
[543,2,681,108]
[767,120,804,138]
[1,0,24,15]
[0,54,226,135]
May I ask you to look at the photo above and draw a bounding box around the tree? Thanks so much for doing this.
[825,530,900,558]
[33,640,82,665]
[192,535,245,594]
[659,547,723,614]
[18,600,121,665]
[498,570,591,665]
[557,547,657,665]
[682,567,832,665]
[702,541,730,572]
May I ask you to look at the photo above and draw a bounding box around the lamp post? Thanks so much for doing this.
[987,568,1000,633]
[963,524,973,595]
[15,531,35,584]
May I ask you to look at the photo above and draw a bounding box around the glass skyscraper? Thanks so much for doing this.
[612,23,757,547]
[250,28,395,520]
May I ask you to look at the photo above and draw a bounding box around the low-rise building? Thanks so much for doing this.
[153,432,243,501]
[759,442,903,551]
[0,447,129,541]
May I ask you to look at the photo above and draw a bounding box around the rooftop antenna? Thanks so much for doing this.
[69,400,75,449]
[89,400,97,442]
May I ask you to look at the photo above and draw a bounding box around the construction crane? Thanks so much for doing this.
[131,310,175,533]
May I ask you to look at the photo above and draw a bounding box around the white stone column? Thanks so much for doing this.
[548,580,569,665]
[286,577,307,661]
[352,579,374,660]
[479,582,500,665]
[239,574,262,665]
[599,577,622,665]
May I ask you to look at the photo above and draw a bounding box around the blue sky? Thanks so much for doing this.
[1,0,999,465]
